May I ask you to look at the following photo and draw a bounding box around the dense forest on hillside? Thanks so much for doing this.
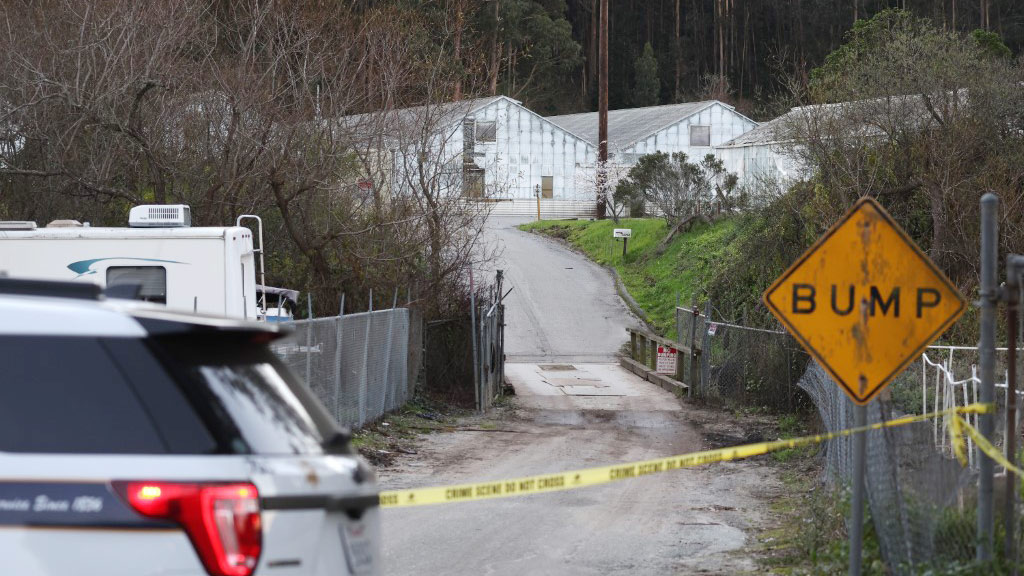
[389,0,1024,117]
[1,1,1021,319]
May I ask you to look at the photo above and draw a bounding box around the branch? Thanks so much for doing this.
[868,179,921,198]
[0,167,138,202]
[921,94,946,128]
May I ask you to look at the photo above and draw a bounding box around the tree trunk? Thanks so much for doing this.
[657,213,711,254]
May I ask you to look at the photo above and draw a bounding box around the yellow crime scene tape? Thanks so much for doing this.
[952,413,1024,478]
[379,402,994,508]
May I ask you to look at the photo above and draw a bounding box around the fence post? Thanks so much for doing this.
[470,273,480,413]
[688,295,698,398]
[381,289,398,411]
[978,193,998,563]
[306,293,313,387]
[648,337,657,371]
[481,310,490,406]
[496,270,505,398]
[741,306,749,405]
[701,300,712,396]
[1005,255,1023,567]
[676,292,682,341]
[674,337,686,386]
[333,294,345,421]
[359,289,373,427]
[630,330,637,360]
[499,303,506,395]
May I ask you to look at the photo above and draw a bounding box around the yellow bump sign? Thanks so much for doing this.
[763,197,966,405]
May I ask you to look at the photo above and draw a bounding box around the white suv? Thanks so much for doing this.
[0,278,380,576]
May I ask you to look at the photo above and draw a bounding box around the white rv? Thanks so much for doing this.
[0,205,268,320]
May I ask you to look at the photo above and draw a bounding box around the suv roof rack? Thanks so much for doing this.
[0,277,102,300]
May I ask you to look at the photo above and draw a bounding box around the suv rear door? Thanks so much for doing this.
[0,332,379,576]
[151,334,380,576]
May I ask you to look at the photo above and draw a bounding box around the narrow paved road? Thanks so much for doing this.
[486,216,638,362]
[380,216,778,575]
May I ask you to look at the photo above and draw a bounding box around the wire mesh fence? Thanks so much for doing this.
[801,361,984,572]
[475,299,505,411]
[271,307,416,430]
[676,302,810,412]
[676,299,1024,572]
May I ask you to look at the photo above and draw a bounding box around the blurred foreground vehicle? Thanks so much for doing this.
[0,278,380,576]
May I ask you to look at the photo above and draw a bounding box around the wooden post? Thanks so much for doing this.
[648,338,657,371]
[630,330,637,361]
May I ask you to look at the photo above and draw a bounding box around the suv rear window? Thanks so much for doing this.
[153,336,327,456]
[0,337,168,454]
[0,332,331,457]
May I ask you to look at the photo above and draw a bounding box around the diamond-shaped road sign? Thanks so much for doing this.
[763,197,967,405]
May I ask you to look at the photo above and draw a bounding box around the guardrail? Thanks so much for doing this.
[621,327,696,396]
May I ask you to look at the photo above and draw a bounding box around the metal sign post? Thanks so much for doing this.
[978,193,998,562]
[1006,252,1024,568]
[849,403,867,576]
[763,197,967,576]
[610,227,626,261]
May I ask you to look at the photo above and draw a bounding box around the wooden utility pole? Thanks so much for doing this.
[489,0,501,95]
[452,0,465,100]
[597,0,608,219]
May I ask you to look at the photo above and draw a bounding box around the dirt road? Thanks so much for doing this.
[379,218,781,574]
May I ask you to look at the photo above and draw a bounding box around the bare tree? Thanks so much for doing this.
[0,0,502,316]
[784,11,1024,282]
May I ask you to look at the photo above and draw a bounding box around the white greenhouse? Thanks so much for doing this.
[546,100,758,166]
[347,96,599,217]
[715,108,808,185]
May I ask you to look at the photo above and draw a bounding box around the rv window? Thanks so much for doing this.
[107,266,167,304]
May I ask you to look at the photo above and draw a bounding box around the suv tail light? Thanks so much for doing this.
[115,481,261,576]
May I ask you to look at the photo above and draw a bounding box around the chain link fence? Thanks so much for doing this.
[676,296,1024,572]
[475,281,506,412]
[271,307,420,430]
[830,346,1019,573]
[675,302,811,412]
[800,360,984,572]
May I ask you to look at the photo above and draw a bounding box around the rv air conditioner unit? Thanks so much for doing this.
[0,221,37,231]
[128,205,191,228]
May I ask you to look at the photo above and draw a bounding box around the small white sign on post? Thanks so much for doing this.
[613,228,632,238]
[707,323,719,336]
[656,345,677,375]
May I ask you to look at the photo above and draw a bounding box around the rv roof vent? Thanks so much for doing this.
[46,220,83,228]
[0,221,37,231]
[128,205,191,228]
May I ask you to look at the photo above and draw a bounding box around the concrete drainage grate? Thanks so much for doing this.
[538,364,576,371]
